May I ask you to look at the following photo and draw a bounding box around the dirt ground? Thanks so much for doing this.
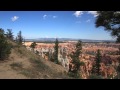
[0,60,27,79]
[0,45,69,79]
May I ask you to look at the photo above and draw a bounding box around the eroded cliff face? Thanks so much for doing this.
[80,59,93,79]
[79,54,118,79]
[25,42,120,79]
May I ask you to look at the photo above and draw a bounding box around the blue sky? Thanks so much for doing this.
[0,11,115,40]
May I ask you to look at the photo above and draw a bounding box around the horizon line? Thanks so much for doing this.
[24,37,116,41]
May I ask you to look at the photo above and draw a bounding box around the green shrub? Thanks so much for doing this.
[0,28,12,60]
[68,72,81,79]
[88,74,103,79]
[17,48,22,54]
[10,62,23,70]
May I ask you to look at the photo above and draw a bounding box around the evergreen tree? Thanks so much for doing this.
[30,42,37,52]
[116,56,120,79]
[6,29,14,40]
[116,46,120,78]
[15,36,18,42]
[0,28,12,60]
[91,64,96,74]
[35,50,39,55]
[54,38,59,64]
[23,37,25,45]
[16,31,23,45]
[92,49,102,76]
[69,40,82,77]
[95,11,120,42]
[117,46,120,55]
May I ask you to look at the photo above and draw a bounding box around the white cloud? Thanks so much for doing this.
[86,19,91,22]
[87,11,98,17]
[43,15,47,19]
[11,16,19,22]
[73,11,83,17]
[53,16,57,19]
[73,11,98,18]
[43,15,57,19]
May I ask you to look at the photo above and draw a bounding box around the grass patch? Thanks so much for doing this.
[29,57,71,79]
[20,69,40,78]
[10,62,23,70]
[17,49,23,54]
[29,58,49,72]
[18,57,50,78]
[88,74,103,79]
[10,57,70,79]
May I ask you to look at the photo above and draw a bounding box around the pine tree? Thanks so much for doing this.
[117,46,120,55]
[16,31,23,45]
[23,37,25,45]
[30,42,37,52]
[116,46,120,79]
[35,50,39,55]
[0,28,12,60]
[54,38,59,64]
[69,40,82,77]
[116,56,120,79]
[95,11,120,42]
[6,29,14,40]
[92,49,102,76]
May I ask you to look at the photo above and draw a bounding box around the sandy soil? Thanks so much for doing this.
[0,60,27,79]
[0,45,68,79]
[0,47,32,79]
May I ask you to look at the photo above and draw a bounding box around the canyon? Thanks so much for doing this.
[24,41,120,79]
